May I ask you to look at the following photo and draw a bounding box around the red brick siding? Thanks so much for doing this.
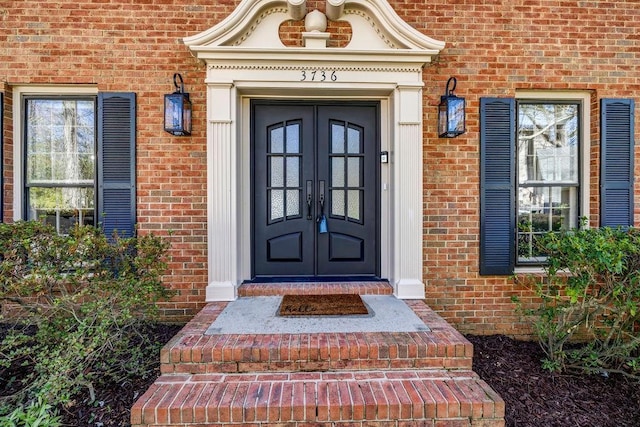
[2,0,639,334]
[1,84,12,223]
[280,5,352,48]
[416,1,640,337]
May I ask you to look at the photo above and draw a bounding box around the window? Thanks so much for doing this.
[14,89,136,237]
[480,95,634,275]
[517,102,580,263]
[25,97,96,233]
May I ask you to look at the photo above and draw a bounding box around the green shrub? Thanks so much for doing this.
[0,395,62,427]
[0,221,173,418]
[515,224,640,378]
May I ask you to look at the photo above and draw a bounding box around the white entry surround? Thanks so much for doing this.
[184,0,445,301]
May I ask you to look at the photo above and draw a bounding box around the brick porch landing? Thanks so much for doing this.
[131,282,505,427]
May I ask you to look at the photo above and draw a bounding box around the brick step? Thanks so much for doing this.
[136,297,505,426]
[160,301,473,375]
[238,281,394,297]
[131,370,505,427]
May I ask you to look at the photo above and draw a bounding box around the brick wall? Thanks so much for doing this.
[2,0,639,335]
[1,84,12,223]
[412,0,640,337]
[0,0,231,322]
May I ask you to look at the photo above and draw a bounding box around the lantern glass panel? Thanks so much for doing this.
[438,96,465,138]
[438,102,448,137]
[165,94,183,133]
[447,97,465,136]
[164,93,192,136]
[182,98,192,135]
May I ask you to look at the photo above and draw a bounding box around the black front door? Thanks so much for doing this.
[252,101,379,278]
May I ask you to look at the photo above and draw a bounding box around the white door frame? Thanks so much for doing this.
[240,96,389,280]
[184,0,445,300]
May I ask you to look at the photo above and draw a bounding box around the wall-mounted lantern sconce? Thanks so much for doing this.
[438,76,466,138]
[164,73,192,136]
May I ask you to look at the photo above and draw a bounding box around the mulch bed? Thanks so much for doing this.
[467,334,640,427]
[3,323,640,426]
[0,322,184,427]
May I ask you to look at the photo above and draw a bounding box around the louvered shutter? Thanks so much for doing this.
[97,93,136,237]
[600,99,635,228]
[480,98,516,275]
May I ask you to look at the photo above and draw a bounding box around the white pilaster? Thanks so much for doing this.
[393,84,425,299]
[206,83,238,301]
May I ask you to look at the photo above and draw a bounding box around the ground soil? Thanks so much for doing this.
[467,334,640,427]
[2,325,640,426]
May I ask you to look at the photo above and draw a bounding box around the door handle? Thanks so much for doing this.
[306,180,313,220]
[318,180,325,216]
[317,180,328,233]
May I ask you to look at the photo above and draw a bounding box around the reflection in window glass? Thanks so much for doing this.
[270,189,284,221]
[347,126,360,153]
[286,124,299,153]
[270,127,284,153]
[329,121,364,223]
[267,122,302,223]
[332,157,344,187]
[517,102,580,263]
[347,189,360,221]
[26,99,95,184]
[347,157,361,187]
[286,157,299,187]
[28,187,95,235]
[286,189,299,217]
[331,123,344,154]
[25,98,96,233]
[270,157,284,187]
[332,190,345,217]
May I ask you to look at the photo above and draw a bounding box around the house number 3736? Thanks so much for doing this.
[300,70,338,82]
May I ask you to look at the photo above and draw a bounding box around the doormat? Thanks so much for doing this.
[278,294,369,316]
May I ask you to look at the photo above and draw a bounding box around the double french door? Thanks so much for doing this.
[252,101,380,278]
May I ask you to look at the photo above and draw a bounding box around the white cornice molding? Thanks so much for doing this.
[184,0,445,60]
[190,46,441,65]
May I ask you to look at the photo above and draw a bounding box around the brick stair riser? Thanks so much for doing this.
[162,357,473,375]
[237,282,394,297]
[134,421,505,427]
[164,334,470,360]
[131,371,505,427]
[161,326,473,375]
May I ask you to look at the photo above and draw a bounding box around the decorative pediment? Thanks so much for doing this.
[184,0,444,58]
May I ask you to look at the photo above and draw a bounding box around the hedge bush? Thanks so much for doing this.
[0,221,173,425]
[515,225,640,378]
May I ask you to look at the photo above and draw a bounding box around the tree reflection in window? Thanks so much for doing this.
[517,102,580,263]
[25,98,96,234]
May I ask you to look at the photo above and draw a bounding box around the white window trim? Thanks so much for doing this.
[12,85,99,221]
[513,90,590,274]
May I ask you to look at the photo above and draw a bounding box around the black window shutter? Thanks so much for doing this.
[600,99,635,228]
[480,98,516,275]
[97,92,136,237]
